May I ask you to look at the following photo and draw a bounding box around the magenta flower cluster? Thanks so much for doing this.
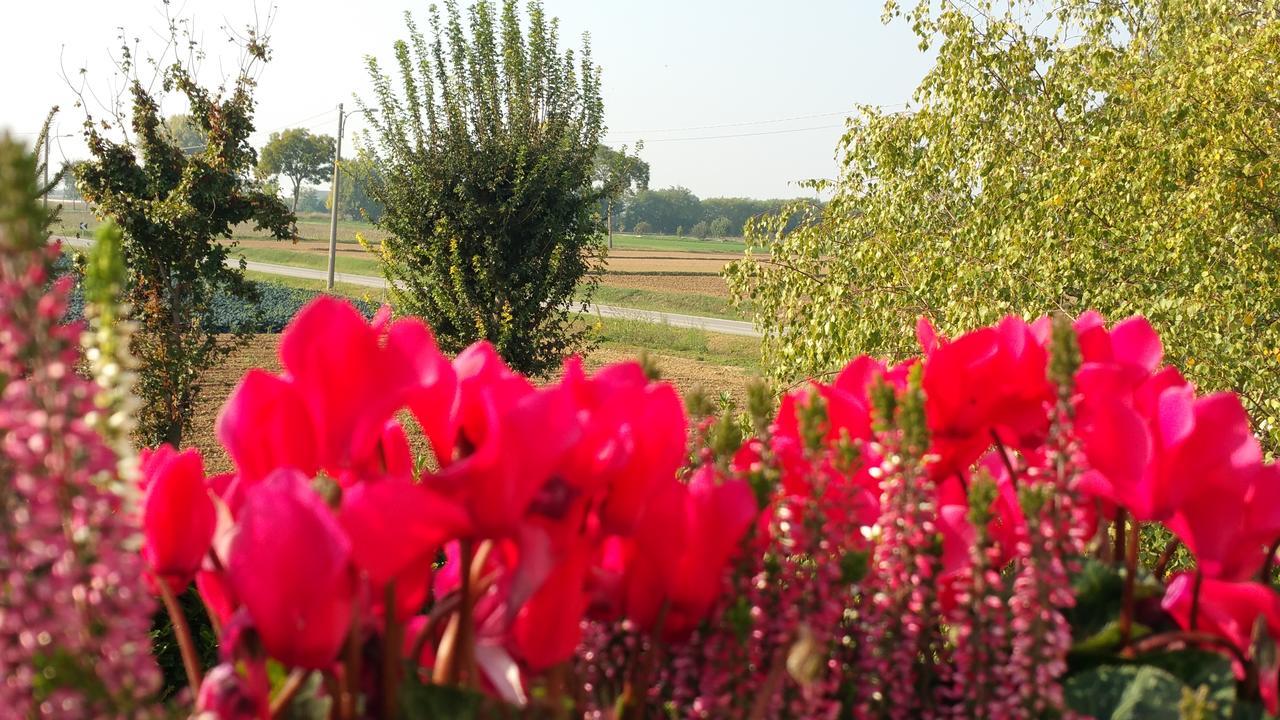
[0,243,160,717]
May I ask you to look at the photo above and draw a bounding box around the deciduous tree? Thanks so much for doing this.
[73,20,294,446]
[727,0,1280,449]
[326,151,384,222]
[164,114,205,154]
[259,127,335,212]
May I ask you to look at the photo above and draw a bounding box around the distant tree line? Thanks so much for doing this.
[618,185,821,238]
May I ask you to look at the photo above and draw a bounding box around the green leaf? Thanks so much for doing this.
[399,674,483,720]
[1064,664,1186,720]
[1073,619,1152,655]
[1068,558,1164,657]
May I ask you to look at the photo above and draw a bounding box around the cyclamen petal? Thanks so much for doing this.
[1107,316,1163,375]
[226,469,355,669]
[278,297,413,473]
[385,318,459,469]
[432,378,582,536]
[510,543,591,671]
[139,444,216,593]
[1162,574,1280,659]
[339,478,471,585]
[216,369,319,492]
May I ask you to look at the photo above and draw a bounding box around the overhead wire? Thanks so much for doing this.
[609,110,852,135]
[606,102,911,139]
[607,123,847,143]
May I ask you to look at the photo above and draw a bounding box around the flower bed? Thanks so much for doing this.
[8,243,1280,718]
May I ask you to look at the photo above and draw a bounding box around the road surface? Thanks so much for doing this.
[55,237,760,338]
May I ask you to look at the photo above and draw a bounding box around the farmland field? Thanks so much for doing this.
[51,202,754,320]
[51,204,749,256]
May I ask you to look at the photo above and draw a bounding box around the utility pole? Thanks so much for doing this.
[326,103,346,290]
[43,139,49,210]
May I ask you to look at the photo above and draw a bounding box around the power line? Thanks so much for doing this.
[606,123,846,144]
[610,110,850,135]
[607,102,909,136]
[251,107,340,138]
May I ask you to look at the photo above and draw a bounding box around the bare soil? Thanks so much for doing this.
[600,273,731,297]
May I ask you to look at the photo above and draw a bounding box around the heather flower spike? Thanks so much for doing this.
[0,138,160,715]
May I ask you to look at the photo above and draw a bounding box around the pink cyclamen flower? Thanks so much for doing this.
[428,342,583,536]
[558,357,687,534]
[216,296,456,496]
[139,444,216,594]
[619,466,758,640]
[1162,397,1280,581]
[223,469,355,669]
[921,315,1052,475]
[338,476,471,622]
[1163,572,1280,714]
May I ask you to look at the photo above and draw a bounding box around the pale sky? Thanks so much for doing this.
[0,1,932,199]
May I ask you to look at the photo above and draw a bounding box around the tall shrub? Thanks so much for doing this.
[75,26,294,445]
[362,0,605,375]
[726,0,1280,449]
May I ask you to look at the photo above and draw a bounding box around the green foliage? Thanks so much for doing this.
[631,220,653,234]
[709,215,731,238]
[326,151,385,222]
[1067,558,1163,656]
[625,187,703,236]
[398,674,491,719]
[726,0,1280,450]
[259,127,336,213]
[205,280,379,332]
[297,188,329,214]
[594,142,648,235]
[75,26,294,446]
[164,114,206,155]
[149,587,218,700]
[622,189,820,237]
[362,0,606,375]
[1065,652,1274,720]
[594,143,650,195]
[60,161,86,201]
[690,220,710,239]
[1065,664,1187,719]
[31,107,67,200]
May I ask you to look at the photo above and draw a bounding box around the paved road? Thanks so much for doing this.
[56,237,761,338]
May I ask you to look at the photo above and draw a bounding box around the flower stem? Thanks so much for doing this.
[1190,569,1203,631]
[270,669,307,718]
[156,577,203,694]
[1262,538,1280,586]
[1119,519,1140,645]
[382,582,402,720]
[453,540,476,688]
[747,643,788,720]
[1112,509,1128,565]
[989,429,1019,486]
[341,593,363,720]
[1154,538,1181,581]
